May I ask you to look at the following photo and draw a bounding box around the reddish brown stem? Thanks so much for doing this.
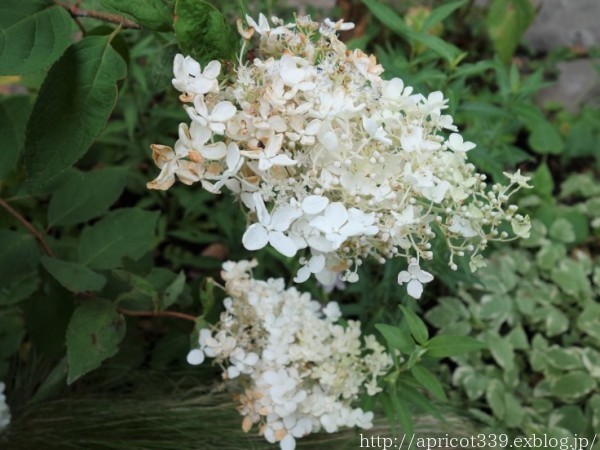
[55,1,140,29]
[117,307,197,323]
[0,198,55,257]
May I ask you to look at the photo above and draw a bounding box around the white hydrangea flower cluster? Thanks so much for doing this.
[0,382,10,433]
[148,14,532,298]
[186,260,391,450]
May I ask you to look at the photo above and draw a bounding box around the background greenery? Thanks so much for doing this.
[0,0,598,448]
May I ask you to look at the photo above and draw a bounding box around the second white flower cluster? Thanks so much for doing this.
[187,260,391,450]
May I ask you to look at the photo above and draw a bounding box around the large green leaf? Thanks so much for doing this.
[98,0,172,31]
[486,0,535,64]
[23,35,127,190]
[399,305,429,345]
[78,208,159,269]
[0,96,32,179]
[425,335,486,358]
[375,323,416,355]
[47,167,127,226]
[66,299,125,384]
[363,0,462,64]
[0,0,77,75]
[551,372,597,400]
[411,365,447,401]
[41,256,107,293]
[0,230,40,306]
[174,0,238,65]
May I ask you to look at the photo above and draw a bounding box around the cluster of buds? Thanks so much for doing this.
[187,260,391,450]
[148,14,531,298]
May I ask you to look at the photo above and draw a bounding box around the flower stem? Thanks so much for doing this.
[0,198,55,257]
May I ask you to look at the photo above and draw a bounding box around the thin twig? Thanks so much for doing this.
[55,1,140,29]
[0,198,55,257]
[118,307,197,323]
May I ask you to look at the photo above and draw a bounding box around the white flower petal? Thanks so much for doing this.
[271,206,301,231]
[186,349,205,365]
[407,279,424,299]
[242,224,269,250]
[269,231,297,257]
[302,195,329,215]
[200,142,227,160]
[293,265,311,283]
[397,271,411,284]
[203,60,221,78]
[210,101,237,122]
[416,269,434,283]
[325,203,348,229]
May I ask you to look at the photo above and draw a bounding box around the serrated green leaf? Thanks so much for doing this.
[114,269,159,307]
[399,305,429,345]
[426,335,486,358]
[78,208,159,269]
[375,323,416,355]
[174,0,238,65]
[0,0,77,75]
[24,35,127,190]
[411,364,447,401]
[0,96,32,178]
[98,0,172,31]
[48,167,127,226]
[66,299,125,384]
[486,0,535,64]
[0,230,40,306]
[41,256,106,292]
[551,372,597,400]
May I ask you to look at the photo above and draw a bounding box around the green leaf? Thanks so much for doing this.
[486,0,535,64]
[544,306,569,337]
[399,305,429,345]
[545,346,583,371]
[78,208,159,269]
[0,96,32,178]
[531,162,554,199]
[411,365,447,401]
[0,310,25,360]
[47,167,127,227]
[0,230,40,306]
[551,372,597,400]
[66,299,126,384]
[549,218,576,243]
[162,271,185,309]
[98,0,172,31]
[486,379,506,419]
[174,0,238,65]
[23,35,127,190]
[422,0,467,31]
[114,269,159,307]
[375,323,416,355]
[390,386,414,435]
[528,119,564,155]
[483,333,515,370]
[0,0,77,75]
[40,256,106,292]
[362,0,461,64]
[425,335,486,358]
